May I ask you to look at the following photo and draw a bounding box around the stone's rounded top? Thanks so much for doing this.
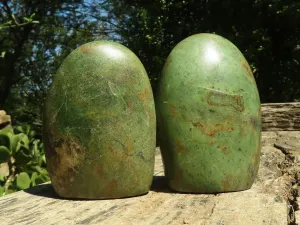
[167,33,247,70]
[55,40,147,81]
[65,40,142,67]
[77,40,135,58]
[174,33,243,56]
[160,33,259,101]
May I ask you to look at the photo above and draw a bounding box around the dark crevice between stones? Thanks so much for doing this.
[274,143,299,225]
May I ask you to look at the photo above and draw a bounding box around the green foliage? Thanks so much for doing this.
[0,146,10,163]
[16,172,31,190]
[0,0,111,127]
[0,12,39,30]
[0,125,49,196]
[107,0,300,102]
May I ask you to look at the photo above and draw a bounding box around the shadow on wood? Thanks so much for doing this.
[150,176,171,193]
[23,176,173,199]
[23,183,61,199]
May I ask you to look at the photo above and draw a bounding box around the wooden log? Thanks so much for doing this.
[1,131,300,225]
[261,102,300,131]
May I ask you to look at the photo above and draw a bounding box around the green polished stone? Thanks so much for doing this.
[156,33,261,193]
[43,41,156,199]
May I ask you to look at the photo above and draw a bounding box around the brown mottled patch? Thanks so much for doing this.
[106,179,118,198]
[192,121,234,138]
[168,103,177,117]
[128,78,135,86]
[106,141,141,197]
[227,127,234,132]
[206,90,244,112]
[219,145,227,153]
[48,137,85,194]
[209,35,225,46]
[108,145,115,153]
[137,88,155,124]
[93,164,104,178]
[173,167,184,186]
[125,138,134,155]
[221,174,233,191]
[241,60,254,78]
[80,45,94,53]
[127,100,134,112]
[97,165,104,177]
[175,140,186,153]
[209,141,214,145]
[137,88,151,102]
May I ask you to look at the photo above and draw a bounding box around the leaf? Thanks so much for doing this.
[5,189,16,194]
[0,130,13,149]
[29,130,36,138]
[30,13,36,19]
[12,133,29,154]
[34,174,49,185]
[0,186,4,196]
[15,125,31,136]
[0,146,11,163]
[31,172,38,186]
[14,146,32,165]
[16,172,31,190]
[23,17,31,22]
[0,175,5,182]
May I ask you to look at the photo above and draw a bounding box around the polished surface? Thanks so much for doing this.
[157,33,261,193]
[43,41,156,199]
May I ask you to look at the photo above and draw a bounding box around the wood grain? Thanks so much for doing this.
[1,131,300,225]
[262,102,300,131]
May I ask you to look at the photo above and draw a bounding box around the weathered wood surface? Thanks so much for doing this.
[0,131,299,225]
[262,102,300,131]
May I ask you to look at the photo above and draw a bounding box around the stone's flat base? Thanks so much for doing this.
[0,131,299,225]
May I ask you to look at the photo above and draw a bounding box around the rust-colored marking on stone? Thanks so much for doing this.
[137,88,154,123]
[175,140,186,153]
[241,60,254,78]
[80,45,94,53]
[48,137,85,194]
[97,165,104,177]
[125,138,134,155]
[206,90,245,112]
[128,78,135,86]
[192,121,234,138]
[192,33,225,46]
[93,164,104,178]
[127,100,134,112]
[106,179,118,197]
[227,127,234,132]
[168,103,177,117]
[219,145,227,153]
[221,173,233,191]
[137,88,151,102]
[209,35,225,46]
[173,167,184,186]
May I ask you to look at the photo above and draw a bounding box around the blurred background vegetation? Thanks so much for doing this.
[0,0,299,194]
